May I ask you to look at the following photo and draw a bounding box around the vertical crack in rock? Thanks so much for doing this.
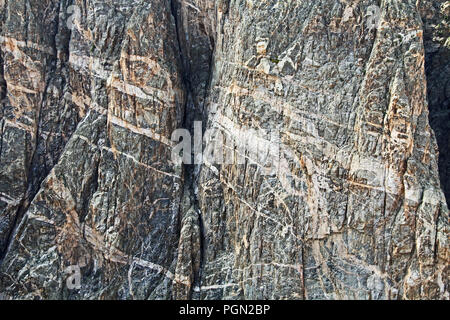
[169,0,217,299]
[0,0,6,161]
[421,0,450,206]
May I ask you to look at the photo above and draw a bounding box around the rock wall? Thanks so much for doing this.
[0,0,448,300]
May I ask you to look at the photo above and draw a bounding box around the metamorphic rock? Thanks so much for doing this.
[0,0,448,300]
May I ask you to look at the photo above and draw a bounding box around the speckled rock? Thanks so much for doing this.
[0,0,448,300]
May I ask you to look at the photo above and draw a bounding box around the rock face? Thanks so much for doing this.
[423,0,450,206]
[0,0,448,300]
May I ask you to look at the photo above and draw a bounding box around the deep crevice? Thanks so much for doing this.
[421,2,450,206]
[169,0,215,299]
[424,44,450,207]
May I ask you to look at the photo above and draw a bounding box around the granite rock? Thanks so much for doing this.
[0,0,448,300]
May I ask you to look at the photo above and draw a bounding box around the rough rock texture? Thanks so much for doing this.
[422,0,450,205]
[0,0,448,300]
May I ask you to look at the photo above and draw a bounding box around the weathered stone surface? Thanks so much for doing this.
[0,0,448,300]
[1,0,188,299]
[422,0,450,205]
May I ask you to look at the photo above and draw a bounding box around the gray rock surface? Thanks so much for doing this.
[422,0,450,205]
[0,0,448,300]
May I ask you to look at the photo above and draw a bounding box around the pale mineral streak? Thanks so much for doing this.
[0,0,448,300]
